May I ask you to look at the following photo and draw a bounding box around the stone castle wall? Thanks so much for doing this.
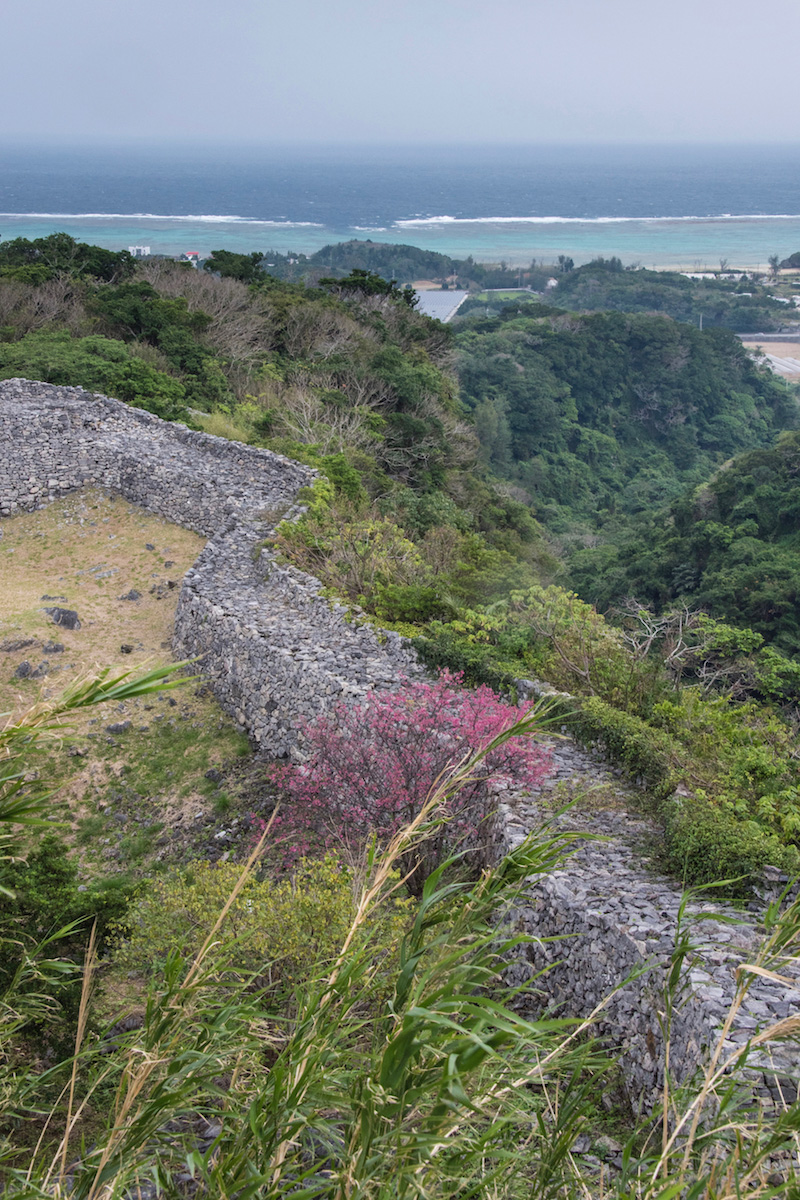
[0,378,312,535]
[490,739,800,1114]
[173,523,423,757]
[1,378,796,1116]
[0,378,420,757]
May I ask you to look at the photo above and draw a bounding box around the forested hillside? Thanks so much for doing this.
[0,235,553,618]
[204,242,800,336]
[550,256,791,332]
[205,239,553,291]
[4,235,800,889]
[456,304,796,529]
[571,432,800,654]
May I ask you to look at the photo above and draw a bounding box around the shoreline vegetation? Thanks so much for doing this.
[3,232,800,1192]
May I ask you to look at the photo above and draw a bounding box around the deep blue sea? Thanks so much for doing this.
[2,143,800,268]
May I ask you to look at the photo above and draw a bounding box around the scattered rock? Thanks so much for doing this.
[40,593,67,601]
[145,543,155,550]
[44,606,81,630]
[120,644,134,654]
[581,1156,603,1173]
[42,640,65,653]
[106,720,132,734]
[118,589,141,601]
[595,1135,622,1157]
[164,560,175,568]
[0,637,35,653]
[14,660,32,678]
[205,768,223,785]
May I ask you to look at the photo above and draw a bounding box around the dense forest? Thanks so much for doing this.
[4,232,800,1194]
[549,256,790,332]
[456,303,796,528]
[570,432,800,654]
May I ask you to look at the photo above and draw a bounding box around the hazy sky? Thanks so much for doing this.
[4,0,799,145]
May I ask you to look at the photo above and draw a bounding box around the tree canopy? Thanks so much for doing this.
[549,258,787,332]
[456,307,795,529]
[574,432,800,655]
[317,268,419,307]
[0,233,135,284]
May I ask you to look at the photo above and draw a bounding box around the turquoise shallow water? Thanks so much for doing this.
[2,212,800,269]
[2,143,800,268]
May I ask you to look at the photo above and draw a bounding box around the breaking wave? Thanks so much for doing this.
[0,212,324,227]
[393,213,800,227]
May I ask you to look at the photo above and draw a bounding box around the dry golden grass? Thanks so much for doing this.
[741,341,800,371]
[0,488,204,717]
[0,488,251,877]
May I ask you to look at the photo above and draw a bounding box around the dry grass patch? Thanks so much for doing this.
[0,488,252,877]
[0,487,203,713]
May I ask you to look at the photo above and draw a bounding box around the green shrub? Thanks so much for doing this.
[0,331,188,420]
[566,696,680,799]
[195,408,256,442]
[273,504,424,607]
[374,583,454,624]
[0,833,133,960]
[506,586,668,712]
[661,794,800,894]
[320,451,368,504]
[111,854,410,1012]
[0,833,135,1042]
[388,487,473,537]
[652,689,800,835]
[566,694,800,892]
[411,629,519,694]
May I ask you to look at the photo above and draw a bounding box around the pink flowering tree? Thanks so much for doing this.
[269,672,552,894]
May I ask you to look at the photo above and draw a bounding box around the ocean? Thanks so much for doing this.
[1,142,800,269]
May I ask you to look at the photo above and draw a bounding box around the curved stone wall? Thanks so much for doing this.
[0,378,420,758]
[0,378,312,534]
[173,523,423,757]
[2,378,797,1117]
[493,738,800,1114]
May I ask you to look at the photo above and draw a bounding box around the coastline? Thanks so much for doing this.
[2,212,800,270]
